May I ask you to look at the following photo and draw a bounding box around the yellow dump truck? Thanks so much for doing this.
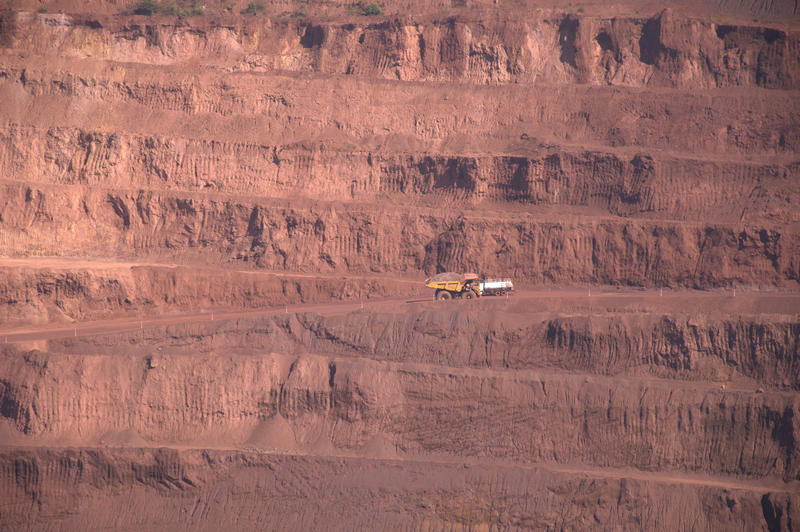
[424,272,482,300]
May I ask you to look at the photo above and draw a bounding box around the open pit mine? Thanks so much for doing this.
[0,0,799,528]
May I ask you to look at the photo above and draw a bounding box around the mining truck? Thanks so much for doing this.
[425,272,514,300]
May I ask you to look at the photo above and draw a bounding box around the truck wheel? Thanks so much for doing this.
[463,290,474,299]
[436,290,452,300]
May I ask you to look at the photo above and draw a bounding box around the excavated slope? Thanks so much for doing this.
[1,0,799,529]
[1,293,799,528]
[0,9,798,311]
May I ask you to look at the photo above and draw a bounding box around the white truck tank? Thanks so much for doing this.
[479,278,514,296]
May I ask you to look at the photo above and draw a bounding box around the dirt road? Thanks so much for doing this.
[3,286,797,342]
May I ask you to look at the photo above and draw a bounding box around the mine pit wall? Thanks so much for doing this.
[1,10,798,90]
[38,307,800,390]
[1,9,798,312]
[2,127,798,222]
[2,308,798,479]
[1,449,795,532]
[2,189,797,288]
[0,264,421,326]
[3,71,799,157]
[1,347,798,481]
[0,3,798,529]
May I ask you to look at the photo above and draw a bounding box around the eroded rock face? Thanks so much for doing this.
[3,448,792,531]
[0,0,798,529]
[2,10,798,88]
[2,340,798,479]
[0,17,798,297]
[1,297,799,528]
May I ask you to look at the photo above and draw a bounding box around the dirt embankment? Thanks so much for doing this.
[2,300,798,478]
[2,447,796,531]
[2,349,798,477]
[3,63,798,156]
[2,294,799,528]
[0,261,420,326]
[2,124,798,219]
[2,199,797,294]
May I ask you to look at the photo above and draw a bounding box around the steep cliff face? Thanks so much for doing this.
[2,10,798,88]
[2,125,797,219]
